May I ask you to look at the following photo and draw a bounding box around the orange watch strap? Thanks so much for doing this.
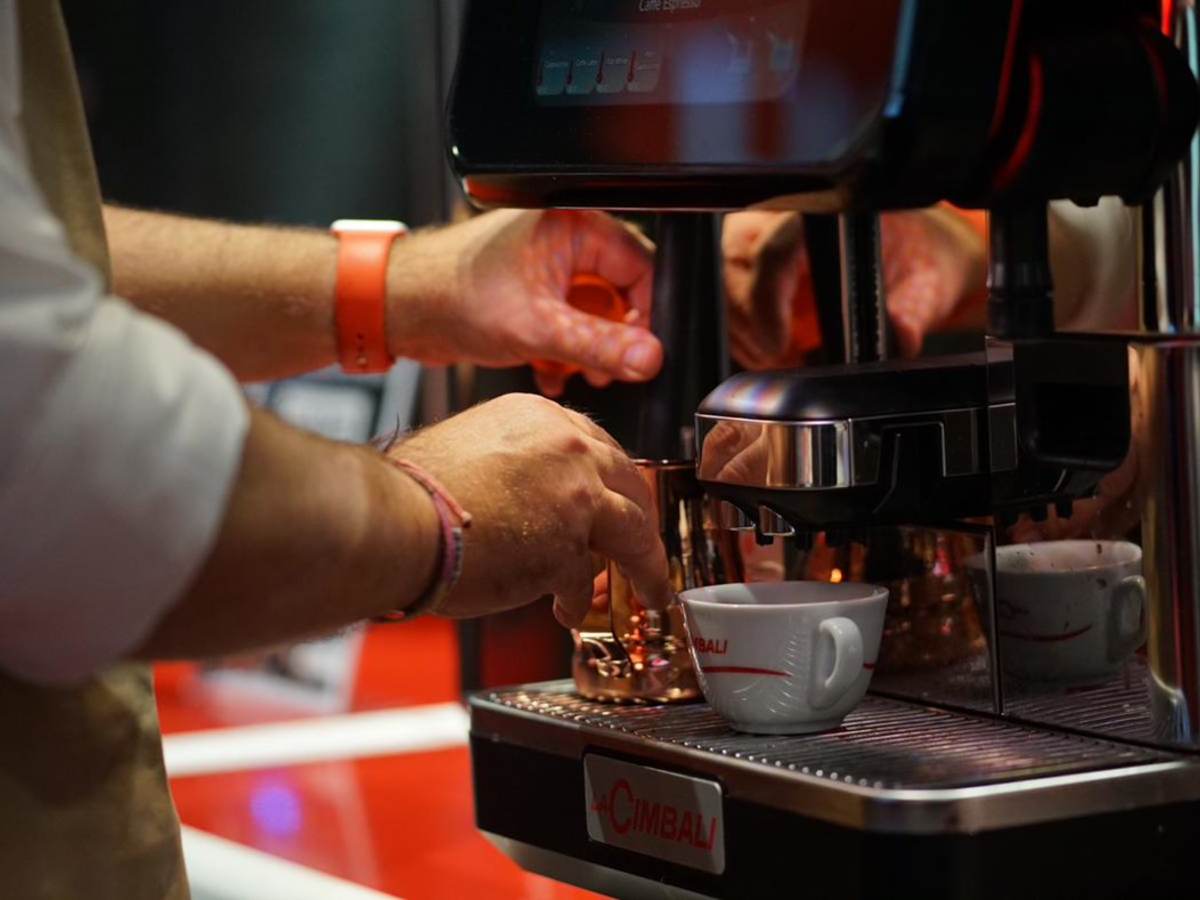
[530,274,631,379]
[332,219,407,374]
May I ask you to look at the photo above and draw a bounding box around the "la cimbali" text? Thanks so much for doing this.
[592,778,719,851]
[692,636,727,655]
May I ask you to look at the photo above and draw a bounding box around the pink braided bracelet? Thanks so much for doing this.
[378,457,473,621]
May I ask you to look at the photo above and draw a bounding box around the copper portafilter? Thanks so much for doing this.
[572,461,744,702]
[572,213,732,703]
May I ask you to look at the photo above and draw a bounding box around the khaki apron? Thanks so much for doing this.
[0,3,190,897]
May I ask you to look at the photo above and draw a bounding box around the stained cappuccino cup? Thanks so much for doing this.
[678,581,888,734]
[967,540,1146,684]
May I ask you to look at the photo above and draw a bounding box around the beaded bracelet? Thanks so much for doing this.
[378,457,473,621]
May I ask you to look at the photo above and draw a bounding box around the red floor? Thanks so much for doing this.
[157,619,599,899]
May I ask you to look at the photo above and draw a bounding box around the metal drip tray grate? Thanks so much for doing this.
[471,681,1200,833]
[484,686,1163,790]
[1005,659,1158,744]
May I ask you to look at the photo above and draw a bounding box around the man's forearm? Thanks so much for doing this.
[104,205,341,382]
[135,407,439,660]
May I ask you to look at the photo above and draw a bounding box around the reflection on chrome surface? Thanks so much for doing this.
[696,416,853,489]
[695,408,995,491]
[1134,341,1200,748]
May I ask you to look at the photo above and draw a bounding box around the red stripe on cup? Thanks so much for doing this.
[702,662,878,677]
[998,624,1093,643]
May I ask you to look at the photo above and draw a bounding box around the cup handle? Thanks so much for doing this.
[809,617,864,710]
[1107,574,1147,664]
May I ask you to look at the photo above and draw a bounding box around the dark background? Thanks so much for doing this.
[62,0,460,230]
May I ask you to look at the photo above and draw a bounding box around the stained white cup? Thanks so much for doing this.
[678,581,888,734]
[967,540,1146,684]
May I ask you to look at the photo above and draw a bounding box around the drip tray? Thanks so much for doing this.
[471,681,1200,834]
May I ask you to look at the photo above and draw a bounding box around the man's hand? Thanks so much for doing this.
[136,395,669,663]
[881,209,987,357]
[722,207,987,369]
[390,210,663,396]
[721,210,811,369]
[392,393,671,627]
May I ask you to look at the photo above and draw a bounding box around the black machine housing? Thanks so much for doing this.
[696,339,1132,531]
[448,0,1195,212]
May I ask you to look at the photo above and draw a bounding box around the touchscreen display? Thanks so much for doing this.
[536,0,809,106]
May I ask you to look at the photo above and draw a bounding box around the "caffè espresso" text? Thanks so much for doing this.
[638,0,703,13]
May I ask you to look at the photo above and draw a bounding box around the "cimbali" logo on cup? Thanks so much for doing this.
[692,636,727,655]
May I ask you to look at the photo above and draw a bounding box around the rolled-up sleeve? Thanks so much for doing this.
[0,58,248,684]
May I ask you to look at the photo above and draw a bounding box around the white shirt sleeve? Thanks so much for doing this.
[0,2,249,684]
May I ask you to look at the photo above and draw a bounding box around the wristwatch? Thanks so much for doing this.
[330,218,408,374]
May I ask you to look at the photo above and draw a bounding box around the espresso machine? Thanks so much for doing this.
[447,1,1200,896]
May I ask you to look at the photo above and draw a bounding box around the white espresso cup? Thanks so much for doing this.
[967,540,1146,684]
[678,581,888,734]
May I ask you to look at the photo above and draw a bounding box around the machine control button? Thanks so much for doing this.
[767,31,798,75]
[597,51,632,95]
[537,55,570,96]
[726,32,754,76]
[584,754,725,875]
[627,50,662,94]
[566,50,601,95]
